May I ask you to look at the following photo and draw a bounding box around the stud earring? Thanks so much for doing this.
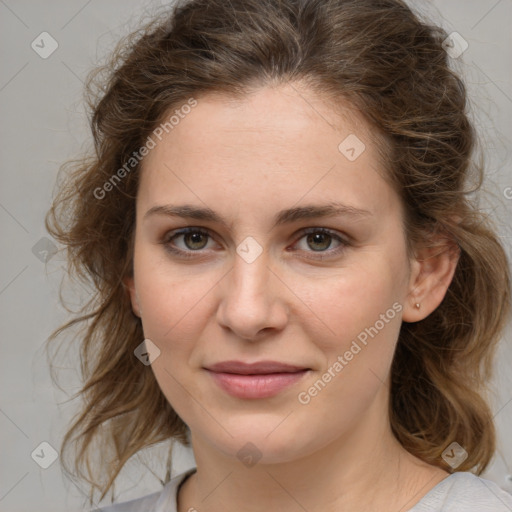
[415,303,421,309]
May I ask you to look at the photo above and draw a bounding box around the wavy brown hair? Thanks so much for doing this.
[45,0,511,505]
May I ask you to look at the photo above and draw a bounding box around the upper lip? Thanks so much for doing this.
[205,360,309,375]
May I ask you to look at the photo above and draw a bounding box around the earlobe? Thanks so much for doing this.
[123,276,142,317]
[402,240,460,323]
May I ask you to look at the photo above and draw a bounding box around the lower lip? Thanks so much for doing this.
[206,370,309,399]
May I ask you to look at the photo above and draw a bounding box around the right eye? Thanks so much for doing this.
[161,228,217,258]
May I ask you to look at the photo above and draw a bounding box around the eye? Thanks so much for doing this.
[292,228,349,259]
[161,228,216,258]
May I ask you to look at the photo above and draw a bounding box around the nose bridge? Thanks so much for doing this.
[228,233,272,300]
[227,247,274,314]
[216,244,288,339]
[232,249,270,298]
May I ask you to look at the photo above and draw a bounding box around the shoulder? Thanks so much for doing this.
[90,468,197,512]
[409,471,512,512]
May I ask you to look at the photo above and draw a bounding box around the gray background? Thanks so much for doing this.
[0,1,511,510]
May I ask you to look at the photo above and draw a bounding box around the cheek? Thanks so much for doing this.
[134,247,218,343]
[136,265,214,416]
[306,257,406,410]
[139,290,210,366]
[292,271,403,437]
[297,259,404,352]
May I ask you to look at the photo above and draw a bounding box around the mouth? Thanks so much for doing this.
[203,360,311,399]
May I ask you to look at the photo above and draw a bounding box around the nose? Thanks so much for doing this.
[215,249,289,341]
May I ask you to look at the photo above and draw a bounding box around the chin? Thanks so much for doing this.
[197,416,316,466]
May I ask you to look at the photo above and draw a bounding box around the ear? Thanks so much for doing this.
[123,275,142,318]
[402,236,460,323]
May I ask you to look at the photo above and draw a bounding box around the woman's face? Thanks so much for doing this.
[127,83,416,464]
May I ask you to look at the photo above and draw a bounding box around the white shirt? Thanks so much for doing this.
[93,469,512,511]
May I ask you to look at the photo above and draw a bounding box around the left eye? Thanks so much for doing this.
[295,229,343,252]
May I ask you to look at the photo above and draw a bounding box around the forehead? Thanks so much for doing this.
[138,84,399,222]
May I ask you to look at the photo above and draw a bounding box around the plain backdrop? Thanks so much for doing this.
[0,1,511,511]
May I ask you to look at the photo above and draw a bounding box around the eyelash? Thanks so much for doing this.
[160,227,350,261]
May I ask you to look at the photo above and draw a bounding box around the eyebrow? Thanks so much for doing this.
[143,202,372,230]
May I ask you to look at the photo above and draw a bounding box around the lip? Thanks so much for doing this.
[204,360,310,399]
[205,360,309,374]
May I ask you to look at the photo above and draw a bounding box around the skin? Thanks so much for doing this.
[124,82,459,512]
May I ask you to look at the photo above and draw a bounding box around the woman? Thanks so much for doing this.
[45,0,512,510]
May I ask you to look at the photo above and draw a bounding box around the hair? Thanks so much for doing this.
[45,0,511,505]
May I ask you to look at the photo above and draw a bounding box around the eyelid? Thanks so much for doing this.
[161,226,219,246]
[298,227,351,244]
